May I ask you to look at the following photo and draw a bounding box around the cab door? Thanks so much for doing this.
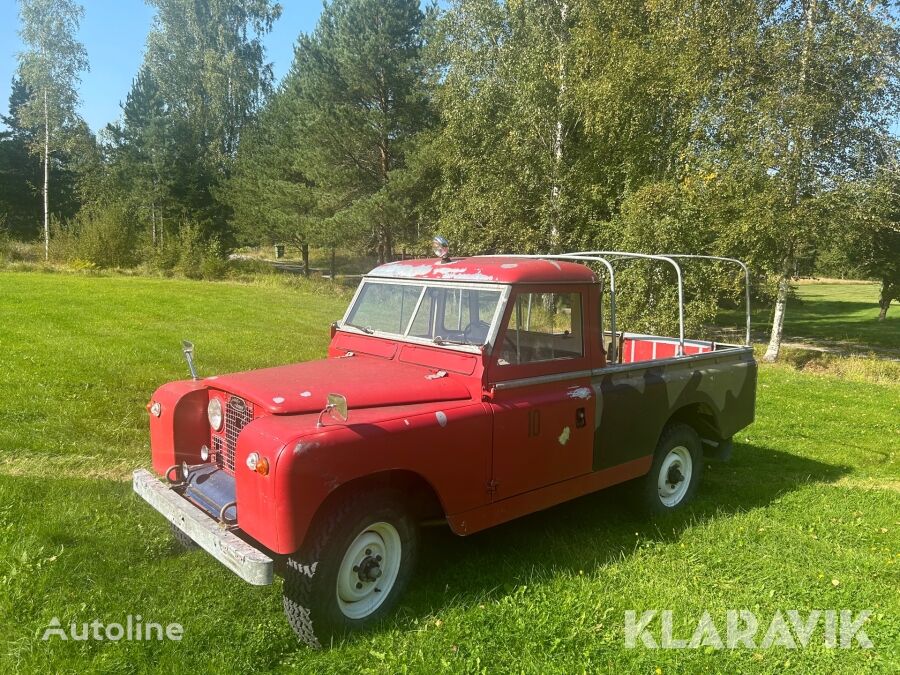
[487,285,596,500]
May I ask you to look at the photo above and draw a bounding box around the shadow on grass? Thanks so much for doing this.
[388,442,850,628]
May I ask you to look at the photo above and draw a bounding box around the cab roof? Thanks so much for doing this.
[367,256,597,285]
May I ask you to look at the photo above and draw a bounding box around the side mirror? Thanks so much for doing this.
[181,340,199,380]
[317,393,349,427]
[327,393,348,422]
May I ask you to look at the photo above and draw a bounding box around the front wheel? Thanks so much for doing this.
[639,422,704,514]
[282,491,418,647]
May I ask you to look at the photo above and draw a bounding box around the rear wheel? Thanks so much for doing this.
[282,490,418,647]
[639,423,704,514]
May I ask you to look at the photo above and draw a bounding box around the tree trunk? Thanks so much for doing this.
[301,243,310,278]
[384,224,393,263]
[330,247,336,281]
[549,1,569,251]
[878,282,894,320]
[151,202,157,247]
[763,268,791,362]
[43,88,49,261]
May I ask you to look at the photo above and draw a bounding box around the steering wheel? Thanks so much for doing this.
[463,320,490,344]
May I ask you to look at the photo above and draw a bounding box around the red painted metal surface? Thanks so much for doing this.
[447,456,652,535]
[368,256,597,285]
[207,356,474,415]
[148,380,209,475]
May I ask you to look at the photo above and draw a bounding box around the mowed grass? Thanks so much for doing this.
[720,281,899,352]
[0,271,898,674]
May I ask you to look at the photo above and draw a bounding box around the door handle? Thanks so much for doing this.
[575,407,586,428]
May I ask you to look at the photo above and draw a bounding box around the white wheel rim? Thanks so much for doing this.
[657,445,693,507]
[336,521,402,620]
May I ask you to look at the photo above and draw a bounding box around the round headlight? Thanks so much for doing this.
[208,398,224,431]
[200,444,210,462]
[246,452,259,471]
[149,401,162,417]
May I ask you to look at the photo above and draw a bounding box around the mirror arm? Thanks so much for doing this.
[316,404,334,428]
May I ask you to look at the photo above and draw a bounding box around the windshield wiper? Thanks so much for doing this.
[432,335,476,346]
[343,322,374,334]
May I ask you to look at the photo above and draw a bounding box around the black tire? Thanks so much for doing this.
[170,522,197,549]
[282,490,419,648]
[638,422,704,514]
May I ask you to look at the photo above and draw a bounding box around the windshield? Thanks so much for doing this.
[344,281,504,346]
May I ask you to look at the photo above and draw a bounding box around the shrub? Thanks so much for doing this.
[0,237,47,263]
[50,207,137,268]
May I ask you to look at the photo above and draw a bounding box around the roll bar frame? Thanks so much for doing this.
[473,251,751,362]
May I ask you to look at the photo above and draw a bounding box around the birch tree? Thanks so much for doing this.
[679,0,899,361]
[16,0,88,260]
[432,0,582,254]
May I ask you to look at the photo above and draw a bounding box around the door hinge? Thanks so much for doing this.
[487,479,499,494]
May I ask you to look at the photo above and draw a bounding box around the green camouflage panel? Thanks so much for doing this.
[591,347,757,470]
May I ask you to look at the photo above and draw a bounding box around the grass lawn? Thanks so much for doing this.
[719,281,899,352]
[0,271,898,673]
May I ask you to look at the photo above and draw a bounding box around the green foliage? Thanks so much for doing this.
[15,0,88,139]
[159,223,228,280]
[101,0,281,252]
[48,205,136,268]
[3,0,900,350]
[277,0,434,262]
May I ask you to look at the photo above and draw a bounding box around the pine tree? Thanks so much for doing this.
[286,0,432,263]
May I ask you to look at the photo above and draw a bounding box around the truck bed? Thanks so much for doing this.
[592,338,757,470]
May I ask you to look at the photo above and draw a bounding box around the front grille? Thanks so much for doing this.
[222,395,253,473]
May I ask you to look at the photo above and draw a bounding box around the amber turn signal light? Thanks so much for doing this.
[255,457,269,476]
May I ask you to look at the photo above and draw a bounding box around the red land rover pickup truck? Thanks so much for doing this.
[134,247,757,646]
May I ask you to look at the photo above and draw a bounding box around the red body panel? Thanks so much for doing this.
[369,256,597,285]
[208,355,474,415]
[148,380,210,475]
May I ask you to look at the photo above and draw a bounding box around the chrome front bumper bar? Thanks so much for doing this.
[132,468,273,585]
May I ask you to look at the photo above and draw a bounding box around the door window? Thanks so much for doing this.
[497,292,583,366]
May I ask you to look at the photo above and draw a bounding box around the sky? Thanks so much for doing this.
[0,0,324,133]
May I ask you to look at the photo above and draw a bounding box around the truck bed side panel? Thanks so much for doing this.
[592,348,757,470]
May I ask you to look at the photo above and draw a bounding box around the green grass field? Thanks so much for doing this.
[0,271,897,673]
[718,281,899,352]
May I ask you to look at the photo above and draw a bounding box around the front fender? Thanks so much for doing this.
[251,402,493,555]
[148,380,210,475]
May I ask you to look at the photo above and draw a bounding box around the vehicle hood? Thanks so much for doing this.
[206,356,473,415]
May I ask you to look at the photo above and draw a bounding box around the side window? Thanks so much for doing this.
[497,292,583,366]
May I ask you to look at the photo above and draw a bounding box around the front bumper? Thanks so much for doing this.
[132,468,273,585]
